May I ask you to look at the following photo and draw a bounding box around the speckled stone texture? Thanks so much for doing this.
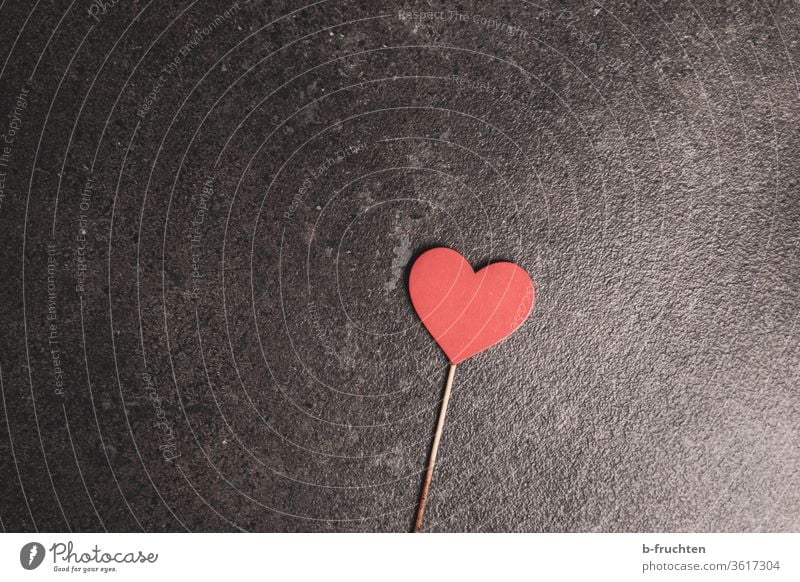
[0,0,798,532]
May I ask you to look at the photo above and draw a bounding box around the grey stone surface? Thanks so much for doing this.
[0,0,798,532]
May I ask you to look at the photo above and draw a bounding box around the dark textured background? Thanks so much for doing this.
[0,0,798,532]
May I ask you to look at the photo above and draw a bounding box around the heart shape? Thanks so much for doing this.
[409,247,535,364]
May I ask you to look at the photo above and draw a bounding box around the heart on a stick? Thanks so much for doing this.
[409,247,535,364]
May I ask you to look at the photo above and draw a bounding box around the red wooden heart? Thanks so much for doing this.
[409,247,535,364]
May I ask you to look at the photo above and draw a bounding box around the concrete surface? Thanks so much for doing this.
[0,0,798,532]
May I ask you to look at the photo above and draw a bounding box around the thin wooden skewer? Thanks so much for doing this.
[414,363,457,532]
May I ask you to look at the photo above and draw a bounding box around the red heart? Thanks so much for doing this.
[409,247,535,364]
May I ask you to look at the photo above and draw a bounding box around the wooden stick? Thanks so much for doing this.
[414,363,457,532]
